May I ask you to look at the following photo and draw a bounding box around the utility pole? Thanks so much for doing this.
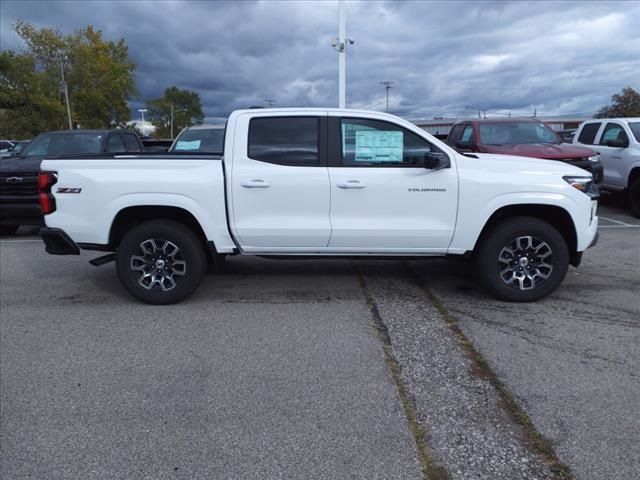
[380,81,395,112]
[264,98,275,108]
[170,103,174,139]
[58,57,72,130]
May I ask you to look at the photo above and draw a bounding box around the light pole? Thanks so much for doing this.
[380,81,395,112]
[170,105,188,139]
[331,0,354,108]
[138,109,148,136]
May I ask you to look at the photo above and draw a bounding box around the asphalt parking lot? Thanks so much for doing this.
[1,197,638,480]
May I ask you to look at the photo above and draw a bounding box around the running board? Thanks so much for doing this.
[89,253,116,267]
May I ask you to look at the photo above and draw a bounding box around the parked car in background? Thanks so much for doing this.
[0,129,144,234]
[447,118,603,185]
[557,129,577,143]
[140,137,174,152]
[573,118,640,217]
[0,140,17,157]
[169,124,225,153]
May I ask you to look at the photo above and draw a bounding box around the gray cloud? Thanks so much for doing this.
[1,0,638,122]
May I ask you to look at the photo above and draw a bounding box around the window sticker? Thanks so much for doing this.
[175,140,201,150]
[355,130,403,162]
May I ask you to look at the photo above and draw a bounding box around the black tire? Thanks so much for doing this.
[475,217,569,302]
[116,220,207,305]
[0,225,19,235]
[628,177,640,218]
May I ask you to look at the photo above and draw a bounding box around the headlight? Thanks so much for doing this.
[588,154,600,162]
[563,175,593,193]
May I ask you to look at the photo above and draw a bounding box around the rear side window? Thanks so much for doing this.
[248,117,319,166]
[600,123,629,145]
[122,134,141,152]
[577,123,601,144]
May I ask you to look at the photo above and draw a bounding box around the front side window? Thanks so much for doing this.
[460,125,474,144]
[600,123,629,145]
[577,123,601,145]
[341,118,432,166]
[108,135,126,153]
[248,117,319,166]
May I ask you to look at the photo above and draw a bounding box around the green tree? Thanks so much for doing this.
[0,50,64,138]
[1,21,137,138]
[596,86,640,118]
[147,86,204,138]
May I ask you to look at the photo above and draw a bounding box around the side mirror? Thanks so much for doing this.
[455,141,471,150]
[606,138,628,148]
[424,152,450,170]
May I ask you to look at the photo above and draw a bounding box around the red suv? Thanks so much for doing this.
[447,118,603,184]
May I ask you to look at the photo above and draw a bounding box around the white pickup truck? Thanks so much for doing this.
[39,108,599,304]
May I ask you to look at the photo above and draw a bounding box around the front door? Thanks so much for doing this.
[327,115,458,252]
[230,114,331,250]
[596,122,629,189]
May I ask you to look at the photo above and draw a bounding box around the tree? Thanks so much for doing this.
[0,50,64,138]
[0,21,137,138]
[147,86,204,138]
[596,86,640,118]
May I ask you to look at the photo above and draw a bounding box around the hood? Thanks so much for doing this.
[467,153,592,177]
[478,143,595,159]
[0,155,44,174]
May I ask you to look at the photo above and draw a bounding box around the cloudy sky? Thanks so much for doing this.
[1,0,639,122]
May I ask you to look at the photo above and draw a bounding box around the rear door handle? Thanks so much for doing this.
[240,179,271,188]
[337,180,366,189]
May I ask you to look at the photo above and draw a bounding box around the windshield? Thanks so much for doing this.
[171,128,224,153]
[478,122,560,145]
[21,132,104,157]
[629,122,640,142]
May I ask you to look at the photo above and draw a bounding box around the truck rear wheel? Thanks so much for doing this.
[629,177,640,218]
[116,220,206,305]
[476,217,569,302]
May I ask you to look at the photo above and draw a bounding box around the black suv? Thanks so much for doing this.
[0,129,143,234]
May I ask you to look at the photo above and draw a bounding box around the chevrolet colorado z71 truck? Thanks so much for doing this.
[38,109,599,304]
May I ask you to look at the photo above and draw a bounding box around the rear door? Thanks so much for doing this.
[229,113,331,250]
[327,114,458,252]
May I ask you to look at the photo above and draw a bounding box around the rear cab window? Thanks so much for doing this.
[577,123,601,144]
[248,117,319,166]
[122,134,142,152]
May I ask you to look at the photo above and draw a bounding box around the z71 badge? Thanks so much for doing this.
[56,187,82,194]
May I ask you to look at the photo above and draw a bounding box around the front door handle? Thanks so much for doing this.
[337,180,366,189]
[240,179,271,188]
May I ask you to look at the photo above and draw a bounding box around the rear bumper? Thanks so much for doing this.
[0,203,43,226]
[40,227,80,255]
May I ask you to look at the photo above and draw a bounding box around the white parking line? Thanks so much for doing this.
[599,216,635,226]
[598,225,640,229]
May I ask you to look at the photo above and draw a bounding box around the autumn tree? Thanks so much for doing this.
[147,86,204,138]
[0,21,137,138]
[596,86,640,118]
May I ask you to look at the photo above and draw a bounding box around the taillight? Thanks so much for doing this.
[39,171,58,215]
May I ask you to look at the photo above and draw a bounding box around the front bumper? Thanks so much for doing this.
[40,227,80,255]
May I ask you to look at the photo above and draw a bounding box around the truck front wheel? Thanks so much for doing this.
[476,217,569,302]
[116,220,207,305]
